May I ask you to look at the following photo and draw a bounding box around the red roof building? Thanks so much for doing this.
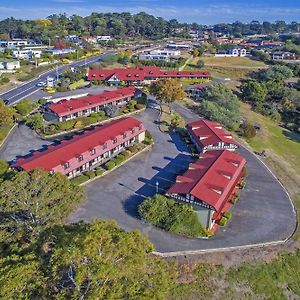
[87,66,211,85]
[186,119,238,153]
[13,117,146,178]
[166,150,246,229]
[47,87,138,122]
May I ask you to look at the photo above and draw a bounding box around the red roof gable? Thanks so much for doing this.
[48,87,136,117]
[186,119,238,149]
[13,117,143,172]
[87,66,211,81]
[166,150,246,212]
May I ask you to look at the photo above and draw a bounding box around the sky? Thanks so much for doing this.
[0,0,300,24]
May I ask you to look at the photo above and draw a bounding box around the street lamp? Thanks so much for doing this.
[156,181,159,194]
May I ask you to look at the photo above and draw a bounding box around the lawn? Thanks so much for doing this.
[185,56,267,79]
[240,102,300,197]
[160,104,185,132]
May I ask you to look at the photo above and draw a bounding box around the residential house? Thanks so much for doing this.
[215,48,248,57]
[166,150,246,230]
[13,117,146,179]
[47,87,139,122]
[11,49,41,59]
[0,60,20,71]
[271,51,297,60]
[186,119,238,153]
[44,48,76,55]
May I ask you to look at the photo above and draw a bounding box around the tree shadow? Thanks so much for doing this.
[122,153,193,218]
[282,129,300,143]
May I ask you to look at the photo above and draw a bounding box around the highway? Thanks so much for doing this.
[0,51,115,105]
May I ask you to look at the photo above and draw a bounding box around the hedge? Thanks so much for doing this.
[104,161,116,170]
[71,174,89,185]
[223,211,232,219]
[219,216,228,227]
[95,168,104,176]
[85,170,95,179]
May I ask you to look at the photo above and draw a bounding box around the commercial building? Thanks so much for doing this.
[186,119,238,153]
[88,66,211,85]
[166,150,246,230]
[46,87,139,122]
[0,60,20,71]
[138,49,181,62]
[13,117,146,179]
[44,48,76,55]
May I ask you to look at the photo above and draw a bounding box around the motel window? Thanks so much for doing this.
[90,149,96,155]
[78,155,84,162]
[123,133,127,139]
[138,125,142,130]
[131,128,135,134]
[64,162,70,169]
[103,143,107,150]
[112,138,117,144]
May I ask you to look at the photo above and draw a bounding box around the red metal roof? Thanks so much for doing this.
[13,117,143,172]
[87,66,211,81]
[48,87,136,117]
[186,119,238,148]
[166,150,246,212]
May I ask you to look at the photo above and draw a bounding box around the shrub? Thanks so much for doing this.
[242,122,256,138]
[15,100,37,116]
[123,150,132,157]
[219,216,228,226]
[138,194,207,237]
[104,161,115,170]
[95,168,104,176]
[127,145,138,153]
[223,211,232,220]
[135,103,145,110]
[85,170,95,179]
[0,77,10,84]
[56,86,69,92]
[71,174,89,185]
[38,98,47,105]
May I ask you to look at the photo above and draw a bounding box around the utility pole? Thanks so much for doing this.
[48,37,51,47]
[56,65,59,81]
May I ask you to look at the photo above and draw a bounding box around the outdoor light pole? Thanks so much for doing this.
[156,181,159,194]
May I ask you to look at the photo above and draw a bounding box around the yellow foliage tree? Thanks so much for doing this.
[35,19,52,27]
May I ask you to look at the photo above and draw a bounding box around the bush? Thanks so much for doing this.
[95,168,104,176]
[15,100,37,116]
[123,150,132,157]
[135,103,145,110]
[56,86,69,92]
[104,161,116,170]
[38,98,47,105]
[85,170,95,179]
[0,77,10,84]
[242,122,256,138]
[223,211,232,220]
[138,194,207,237]
[71,174,89,185]
[219,216,228,226]
[127,144,139,153]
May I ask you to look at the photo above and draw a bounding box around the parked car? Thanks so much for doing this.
[36,81,46,87]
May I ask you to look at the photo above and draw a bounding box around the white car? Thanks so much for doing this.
[36,81,46,87]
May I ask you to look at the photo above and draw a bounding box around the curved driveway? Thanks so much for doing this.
[0,106,296,253]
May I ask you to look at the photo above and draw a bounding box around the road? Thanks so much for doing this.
[0,51,115,105]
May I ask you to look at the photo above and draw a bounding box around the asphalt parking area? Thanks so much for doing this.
[69,107,296,253]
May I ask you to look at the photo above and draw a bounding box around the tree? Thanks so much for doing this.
[0,99,15,127]
[200,84,240,129]
[261,65,293,81]
[241,122,257,138]
[197,59,205,68]
[150,78,186,112]
[15,99,36,116]
[0,169,84,244]
[43,220,173,299]
[0,160,9,177]
[25,113,44,130]
[240,81,268,108]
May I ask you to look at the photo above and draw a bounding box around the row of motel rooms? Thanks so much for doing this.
[165,119,247,232]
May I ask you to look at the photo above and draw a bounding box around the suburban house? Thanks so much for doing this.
[88,66,211,85]
[215,48,248,57]
[13,117,146,179]
[0,60,20,71]
[186,119,238,153]
[185,84,208,101]
[0,39,41,48]
[166,150,246,230]
[271,51,297,60]
[44,48,76,55]
[46,87,139,122]
[97,35,112,42]
[11,49,41,59]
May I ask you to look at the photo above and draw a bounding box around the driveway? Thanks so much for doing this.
[0,106,296,253]
[69,106,296,253]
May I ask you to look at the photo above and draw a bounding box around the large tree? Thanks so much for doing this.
[0,169,84,244]
[150,78,186,112]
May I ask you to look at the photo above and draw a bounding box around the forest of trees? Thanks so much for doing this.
[0,13,299,43]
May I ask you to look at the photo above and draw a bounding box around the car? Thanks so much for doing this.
[148,101,160,110]
[36,81,46,87]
